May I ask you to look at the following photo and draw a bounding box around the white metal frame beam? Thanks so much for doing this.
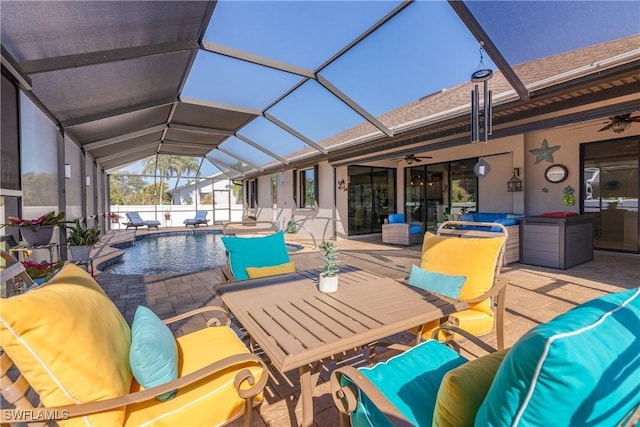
[234,134,289,165]
[84,124,166,150]
[19,41,199,74]
[62,97,176,127]
[216,146,263,171]
[95,142,159,163]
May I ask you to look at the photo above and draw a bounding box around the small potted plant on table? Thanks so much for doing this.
[66,220,101,262]
[318,241,340,293]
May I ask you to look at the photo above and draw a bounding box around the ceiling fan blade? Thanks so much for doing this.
[598,123,613,132]
[628,116,640,123]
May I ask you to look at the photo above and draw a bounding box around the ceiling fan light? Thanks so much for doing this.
[611,120,630,133]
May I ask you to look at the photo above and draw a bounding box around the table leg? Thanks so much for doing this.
[297,362,322,427]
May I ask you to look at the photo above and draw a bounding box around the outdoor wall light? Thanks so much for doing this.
[85,175,91,186]
[64,163,71,179]
[610,120,630,133]
[507,168,523,192]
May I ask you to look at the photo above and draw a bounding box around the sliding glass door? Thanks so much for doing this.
[348,166,396,235]
[582,138,639,252]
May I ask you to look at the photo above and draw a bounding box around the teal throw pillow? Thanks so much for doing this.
[475,288,640,426]
[129,305,178,401]
[221,230,290,280]
[407,264,466,299]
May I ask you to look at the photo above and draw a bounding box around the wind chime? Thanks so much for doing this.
[471,46,493,179]
[470,46,493,144]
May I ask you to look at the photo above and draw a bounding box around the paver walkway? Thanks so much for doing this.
[95,229,639,426]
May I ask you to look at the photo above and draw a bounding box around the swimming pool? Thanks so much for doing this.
[104,231,302,275]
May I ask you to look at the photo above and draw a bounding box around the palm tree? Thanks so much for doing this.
[142,155,200,207]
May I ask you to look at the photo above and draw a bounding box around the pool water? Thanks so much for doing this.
[104,232,302,275]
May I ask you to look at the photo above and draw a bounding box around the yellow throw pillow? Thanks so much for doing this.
[0,263,132,427]
[420,232,504,314]
[433,349,509,427]
[246,261,296,279]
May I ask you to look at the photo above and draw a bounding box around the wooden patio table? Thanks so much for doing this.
[215,265,469,427]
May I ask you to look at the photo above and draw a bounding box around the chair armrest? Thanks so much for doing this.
[457,277,509,304]
[219,264,235,283]
[162,305,231,327]
[431,324,498,354]
[330,366,413,427]
[15,352,269,421]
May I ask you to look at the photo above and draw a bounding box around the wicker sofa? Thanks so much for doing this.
[459,212,525,265]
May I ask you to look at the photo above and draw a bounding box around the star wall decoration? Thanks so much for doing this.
[529,139,561,164]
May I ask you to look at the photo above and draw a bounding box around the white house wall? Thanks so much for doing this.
[250,122,638,238]
[525,124,639,216]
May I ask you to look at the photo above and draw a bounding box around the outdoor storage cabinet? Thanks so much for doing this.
[521,215,593,269]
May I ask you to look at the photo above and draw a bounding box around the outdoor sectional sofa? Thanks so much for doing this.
[459,212,526,264]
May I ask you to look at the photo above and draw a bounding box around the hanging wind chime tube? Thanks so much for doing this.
[470,47,493,143]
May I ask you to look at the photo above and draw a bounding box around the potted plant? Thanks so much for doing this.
[66,219,100,262]
[22,260,64,285]
[3,211,65,246]
[318,241,340,293]
[107,212,122,224]
[164,210,171,221]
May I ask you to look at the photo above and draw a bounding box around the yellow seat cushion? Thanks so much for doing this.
[420,232,504,315]
[433,349,509,427]
[246,261,296,278]
[412,309,495,341]
[124,326,265,427]
[0,263,132,427]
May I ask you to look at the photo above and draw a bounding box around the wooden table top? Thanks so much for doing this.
[216,266,468,372]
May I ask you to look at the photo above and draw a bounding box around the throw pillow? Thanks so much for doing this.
[420,232,504,314]
[433,348,508,427]
[221,231,290,280]
[246,261,296,279]
[407,264,466,299]
[130,305,178,401]
[388,213,405,224]
[476,288,640,426]
[0,263,132,427]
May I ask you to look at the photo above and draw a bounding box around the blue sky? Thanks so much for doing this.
[130,0,639,175]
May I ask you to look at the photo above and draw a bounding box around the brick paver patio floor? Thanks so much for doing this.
[94,229,639,427]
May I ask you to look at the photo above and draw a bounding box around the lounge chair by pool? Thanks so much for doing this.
[124,212,161,230]
[184,210,209,228]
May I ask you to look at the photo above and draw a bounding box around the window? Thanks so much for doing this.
[297,166,318,209]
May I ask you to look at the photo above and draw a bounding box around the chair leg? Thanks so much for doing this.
[496,286,507,350]
[243,398,254,427]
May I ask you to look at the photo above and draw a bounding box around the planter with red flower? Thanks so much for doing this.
[4,211,65,246]
[22,260,64,284]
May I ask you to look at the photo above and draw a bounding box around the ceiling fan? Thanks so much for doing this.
[397,154,433,165]
[597,113,640,133]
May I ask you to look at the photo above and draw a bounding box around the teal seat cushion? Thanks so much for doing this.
[476,288,640,426]
[129,305,178,401]
[221,230,290,280]
[342,340,467,426]
[407,264,466,299]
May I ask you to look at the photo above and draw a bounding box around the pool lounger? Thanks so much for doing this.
[125,212,161,230]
